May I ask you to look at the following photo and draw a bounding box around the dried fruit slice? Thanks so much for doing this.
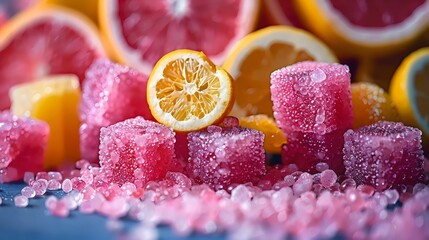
[147,49,234,132]
[10,75,81,169]
[390,47,429,149]
[100,0,260,75]
[239,114,286,154]
[0,6,105,110]
[223,26,337,117]
[295,0,429,58]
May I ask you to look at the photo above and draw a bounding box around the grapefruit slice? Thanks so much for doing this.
[223,26,337,117]
[100,0,260,75]
[295,0,429,58]
[0,6,105,110]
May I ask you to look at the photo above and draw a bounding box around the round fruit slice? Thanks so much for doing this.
[390,47,429,146]
[147,49,234,132]
[100,0,260,75]
[295,0,429,58]
[351,82,400,129]
[0,6,105,110]
[223,25,337,117]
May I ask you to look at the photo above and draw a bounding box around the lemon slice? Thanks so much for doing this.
[147,49,234,132]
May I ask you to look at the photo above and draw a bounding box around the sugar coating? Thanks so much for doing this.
[270,61,353,134]
[79,59,153,162]
[281,129,346,174]
[98,117,175,187]
[187,125,266,189]
[0,111,49,183]
[343,121,425,191]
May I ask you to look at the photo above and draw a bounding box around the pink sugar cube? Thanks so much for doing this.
[0,111,49,183]
[187,125,266,189]
[344,121,425,191]
[79,59,154,162]
[270,61,353,134]
[281,129,346,174]
[98,117,175,187]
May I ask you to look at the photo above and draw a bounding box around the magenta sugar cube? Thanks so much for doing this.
[98,117,175,187]
[270,61,353,134]
[0,111,49,183]
[79,58,154,163]
[281,129,346,174]
[187,125,266,189]
[343,121,425,191]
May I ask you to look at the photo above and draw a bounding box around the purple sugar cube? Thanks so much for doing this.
[270,61,353,134]
[187,125,266,189]
[79,58,154,163]
[343,121,425,191]
[98,117,175,187]
[281,129,346,174]
[0,111,49,183]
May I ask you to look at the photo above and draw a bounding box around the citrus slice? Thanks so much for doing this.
[263,0,302,27]
[223,25,337,117]
[0,6,105,110]
[295,0,429,58]
[42,0,99,24]
[351,82,400,129]
[10,75,81,169]
[99,0,260,75]
[147,49,234,132]
[239,114,286,154]
[390,47,429,147]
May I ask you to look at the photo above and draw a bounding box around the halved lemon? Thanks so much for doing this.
[147,49,234,132]
[223,25,337,117]
[390,47,429,147]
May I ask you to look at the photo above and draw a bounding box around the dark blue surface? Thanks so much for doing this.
[0,183,224,240]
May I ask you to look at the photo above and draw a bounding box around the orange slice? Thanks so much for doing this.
[147,49,234,132]
[99,0,260,75]
[295,0,429,58]
[351,82,400,129]
[390,47,429,148]
[239,114,286,154]
[223,25,337,117]
[0,6,105,110]
[10,75,81,169]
